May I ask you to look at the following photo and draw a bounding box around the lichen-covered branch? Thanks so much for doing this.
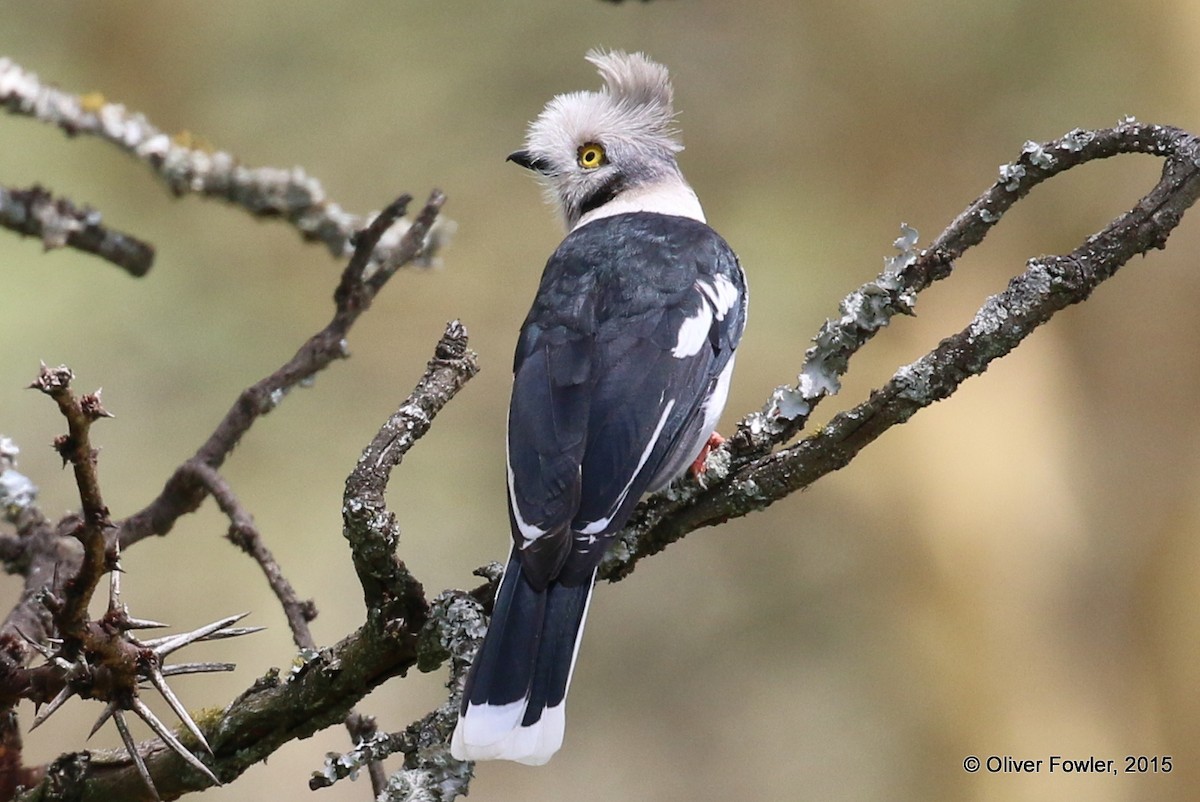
[0,184,154,276]
[6,57,361,261]
[343,320,480,613]
[0,56,451,269]
[600,121,1200,580]
[731,121,1187,459]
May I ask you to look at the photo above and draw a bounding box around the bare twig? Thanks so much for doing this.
[601,121,1200,580]
[185,461,317,651]
[116,190,446,550]
[0,184,154,276]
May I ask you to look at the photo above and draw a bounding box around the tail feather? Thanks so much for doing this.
[451,550,595,765]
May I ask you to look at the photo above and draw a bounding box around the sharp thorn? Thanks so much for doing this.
[108,563,121,608]
[146,613,250,657]
[130,696,221,787]
[161,662,237,676]
[122,617,170,630]
[197,625,264,641]
[147,665,212,755]
[88,702,117,739]
[12,625,55,659]
[29,685,73,731]
[114,710,161,802]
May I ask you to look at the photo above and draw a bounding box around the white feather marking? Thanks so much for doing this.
[506,445,546,548]
[451,698,527,759]
[701,357,737,440]
[577,399,675,535]
[698,274,739,321]
[573,177,705,231]
[672,303,713,358]
[452,695,564,766]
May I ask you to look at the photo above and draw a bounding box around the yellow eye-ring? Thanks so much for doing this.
[577,143,606,170]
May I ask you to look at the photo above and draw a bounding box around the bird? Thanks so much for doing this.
[450,49,747,766]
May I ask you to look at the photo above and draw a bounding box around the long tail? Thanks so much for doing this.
[450,549,595,765]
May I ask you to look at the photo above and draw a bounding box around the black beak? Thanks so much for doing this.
[507,149,552,174]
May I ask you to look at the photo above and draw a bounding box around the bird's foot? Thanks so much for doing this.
[689,431,726,479]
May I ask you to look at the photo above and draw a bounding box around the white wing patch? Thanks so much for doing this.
[673,276,739,359]
[697,274,739,321]
[672,303,713,358]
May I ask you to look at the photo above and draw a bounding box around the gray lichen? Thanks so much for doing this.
[417,590,489,674]
[0,436,37,523]
[1021,140,1056,169]
[999,162,1026,191]
[1060,128,1096,153]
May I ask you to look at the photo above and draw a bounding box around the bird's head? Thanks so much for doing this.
[510,50,698,231]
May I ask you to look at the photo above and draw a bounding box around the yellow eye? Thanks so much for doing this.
[577,143,606,170]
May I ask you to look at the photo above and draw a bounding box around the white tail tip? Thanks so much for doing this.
[450,701,566,766]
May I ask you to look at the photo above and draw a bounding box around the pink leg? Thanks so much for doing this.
[689,432,727,479]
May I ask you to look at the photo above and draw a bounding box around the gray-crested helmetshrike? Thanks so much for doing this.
[451,49,748,766]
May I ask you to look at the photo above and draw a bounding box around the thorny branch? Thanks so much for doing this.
[0,49,444,801]
[2,322,480,801]
[26,366,114,640]
[2,187,448,799]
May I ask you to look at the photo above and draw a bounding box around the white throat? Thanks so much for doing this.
[572,178,706,232]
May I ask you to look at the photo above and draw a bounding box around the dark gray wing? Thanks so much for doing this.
[507,213,746,589]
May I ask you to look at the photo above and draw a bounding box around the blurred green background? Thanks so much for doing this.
[4,2,1200,800]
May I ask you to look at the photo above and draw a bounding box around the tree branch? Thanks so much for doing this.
[116,191,446,549]
[1,191,448,800]
[15,322,480,801]
[0,57,450,268]
[601,121,1200,580]
[26,366,115,641]
[0,184,154,276]
[343,319,480,614]
[185,461,317,651]
[7,55,1199,801]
